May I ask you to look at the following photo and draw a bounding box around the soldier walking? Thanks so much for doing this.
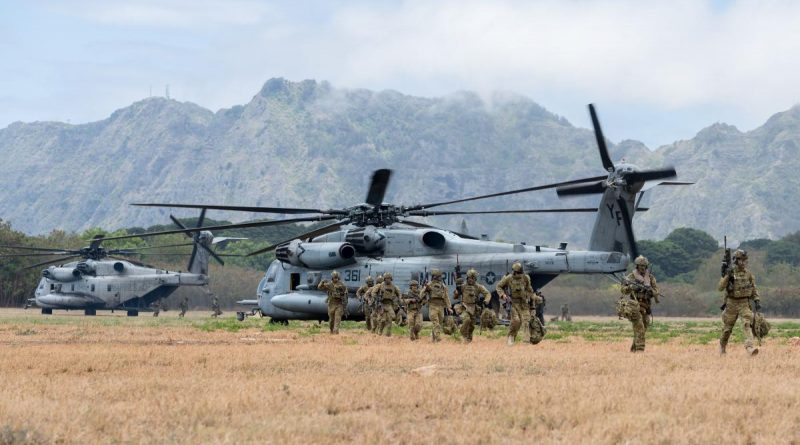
[421,269,452,343]
[368,275,384,333]
[621,256,660,352]
[403,280,424,340]
[179,296,189,318]
[718,250,761,356]
[356,276,375,330]
[318,270,348,334]
[375,272,402,337]
[561,303,570,321]
[210,296,222,318]
[152,299,161,317]
[458,269,491,342]
[496,262,533,346]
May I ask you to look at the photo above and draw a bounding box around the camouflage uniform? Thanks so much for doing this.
[496,262,533,345]
[621,256,660,352]
[179,297,189,318]
[422,269,452,343]
[458,269,491,342]
[718,250,760,356]
[318,271,349,334]
[211,296,222,318]
[152,299,161,317]
[356,276,375,330]
[375,273,402,337]
[561,303,570,321]
[367,276,384,333]
[402,280,424,340]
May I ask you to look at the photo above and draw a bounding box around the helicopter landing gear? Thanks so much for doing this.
[41,308,52,315]
[84,309,96,316]
[127,310,139,317]
[269,318,289,326]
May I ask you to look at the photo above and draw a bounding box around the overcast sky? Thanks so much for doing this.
[2,0,799,148]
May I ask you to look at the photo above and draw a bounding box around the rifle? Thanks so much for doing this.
[534,290,546,325]
[720,236,732,311]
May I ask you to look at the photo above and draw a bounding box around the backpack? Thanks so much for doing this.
[529,316,546,344]
[752,312,771,341]
[616,298,640,321]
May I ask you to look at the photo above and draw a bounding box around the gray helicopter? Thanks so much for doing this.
[2,212,238,316]
[129,105,691,323]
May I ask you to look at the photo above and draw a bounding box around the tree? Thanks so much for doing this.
[665,227,719,262]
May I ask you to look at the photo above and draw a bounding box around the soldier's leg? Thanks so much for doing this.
[328,304,337,333]
[430,304,443,342]
[364,306,372,331]
[632,307,646,351]
[383,307,395,337]
[739,303,757,354]
[507,305,522,345]
[335,304,345,334]
[460,310,474,342]
[719,303,738,353]
[413,311,423,340]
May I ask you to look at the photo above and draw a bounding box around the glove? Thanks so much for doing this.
[754,300,761,311]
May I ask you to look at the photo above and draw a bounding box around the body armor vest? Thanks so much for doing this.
[405,289,422,310]
[461,284,483,305]
[509,277,527,302]
[428,281,447,303]
[732,269,754,299]
[380,283,399,304]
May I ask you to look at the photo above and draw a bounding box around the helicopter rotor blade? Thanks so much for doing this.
[132,203,344,215]
[21,255,83,271]
[365,169,392,206]
[88,234,105,250]
[108,243,195,252]
[98,215,342,242]
[408,208,600,216]
[246,220,349,257]
[625,167,677,184]
[556,181,607,197]
[407,175,608,211]
[196,208,207,229]
[398,219,478,240]
[589,104,615,172]
[0,252,73,257]
[616,196,639,261]
[0,245,80,254]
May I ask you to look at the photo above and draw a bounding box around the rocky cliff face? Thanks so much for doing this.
[0,78,794,246]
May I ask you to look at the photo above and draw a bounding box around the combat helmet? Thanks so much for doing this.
[331,270,340,280]
[366,276,374,286]
[375,275,384,284]
[383,272,393,280]
[431,268,442,278]
[409,280,419,287]
[733,249,748,262]
[634,256,649,267]
[512,262,523,273]
[466,268,479,280]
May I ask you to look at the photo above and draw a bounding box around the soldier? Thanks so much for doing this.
[375,272,402,337]
[421,269,452,343]
[561,303,570,321]
[403,280,424,340]
[496,262,533,346]
[368,275,384,333]
[210,296,222,318]
[179,296,189,318]
[318,270,348,334]
[394,294,407,327]
[152,299,161,317]
[718,250,761,356]
[458,269,491,342]
[621,255,660,352]
[356,276,375,330]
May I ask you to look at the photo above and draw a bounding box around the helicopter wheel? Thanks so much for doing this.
[84,309,96,316]
[127,310,139,317]
[41,308,52,315]
[269,318,288,325]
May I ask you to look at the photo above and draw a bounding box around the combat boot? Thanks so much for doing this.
[506,335,514,346]
[746,346,759,356]
[719,342,726,355]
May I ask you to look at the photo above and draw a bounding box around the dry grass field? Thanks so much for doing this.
[1,308,799,445]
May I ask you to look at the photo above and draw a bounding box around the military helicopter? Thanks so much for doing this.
[128,105,691,323]
[1,211,239,316]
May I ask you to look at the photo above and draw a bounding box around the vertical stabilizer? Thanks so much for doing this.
[588,189,637,257]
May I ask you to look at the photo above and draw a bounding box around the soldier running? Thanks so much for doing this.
[458,269,491,342]
[178,296,189,318]
[403,280,424,341]
[356,276,375,330]
[318,270,348,334]
[375,272,402,337]
[210,296,222,318]
[421,269,452,343]
[621,255,660,352]
[496,262,533,346]
[718,249,761,356]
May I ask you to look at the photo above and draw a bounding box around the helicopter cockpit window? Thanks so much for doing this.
[266,263,278,283]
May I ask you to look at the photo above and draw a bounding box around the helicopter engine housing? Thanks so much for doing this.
[420,231,447,250]
[345,226,386,253]
[275,240,356,269]
[42,266,81,282]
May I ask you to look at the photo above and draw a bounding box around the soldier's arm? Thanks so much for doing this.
[318,281,328,291]
[495,275,510,298]
[750,272,760,301]
[650,275,660,303]
[478,284,491,304]
[524,276,534,303]
[444,285,452,307]
[717,275,730,292]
